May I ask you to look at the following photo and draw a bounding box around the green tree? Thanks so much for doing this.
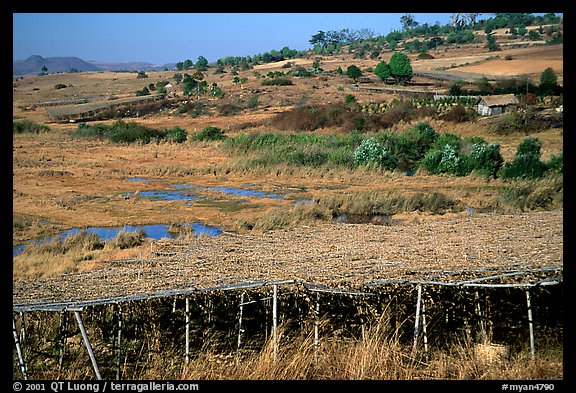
[374,60,391,81]
[389,52,413,83]
[195,56,209,71]
[346,65,362,82]
[539,67,560,96]
[486,32,501,51]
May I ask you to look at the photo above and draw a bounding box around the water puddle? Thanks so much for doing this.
[126,177,306,203]
[13,222,221,257]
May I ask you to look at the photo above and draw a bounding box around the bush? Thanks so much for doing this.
[500,137,546,179]
[379,122,438,172]
[545,153,563,174]
[193,126,226,141]
[469,142,504,178]
[421,144,470,176]
[162,126,188,143]
[107,121,160,144]
[76,121,162,144]
[353,138,397,170]
[261,77,293,86]
[13,120,50,134]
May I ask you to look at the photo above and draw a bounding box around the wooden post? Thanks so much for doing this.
[314,292,320,362]
[58,310,68,375]
[422,296,428,353]
[525,289,536,360]
[412,283,423,352]
[116,304,123,380]
[185,298,190,365]
[272,284,278,360]
[237,291,245,352]
[74,311,102,380]
[12,317,27,380]
[19,312,26,345]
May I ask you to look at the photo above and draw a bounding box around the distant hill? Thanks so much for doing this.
[13,55,101,75]
[13,55,176,75]
[88,61,176,72]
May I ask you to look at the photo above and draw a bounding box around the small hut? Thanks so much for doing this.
[477,94,519,116]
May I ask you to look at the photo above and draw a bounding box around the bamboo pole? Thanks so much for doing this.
[19,311,26,345]
[422,296,428,353]
[412,283,423,352]
[272,284,278,360]
[525,289,535,360]
[12,317,27,380]
[237,291,244,352]
[116,304,123,380]
[185,298,190,365]
[73,311,102,380]
[58,310,68,376]
[314,292,320,363]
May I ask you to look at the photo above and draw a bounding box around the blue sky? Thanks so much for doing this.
[13,13,461,64]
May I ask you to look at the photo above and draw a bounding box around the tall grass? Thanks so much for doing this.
[13,230,146,279]
[242,190,461,232]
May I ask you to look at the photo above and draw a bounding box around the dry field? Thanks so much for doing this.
[13,39,563,295]
[11,35,564,382]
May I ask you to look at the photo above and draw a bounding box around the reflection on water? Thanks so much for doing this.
[13,222,221,257]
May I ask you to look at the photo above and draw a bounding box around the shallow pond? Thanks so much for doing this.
[13,222,221,257]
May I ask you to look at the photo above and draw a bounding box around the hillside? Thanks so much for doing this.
[12,55,100,75]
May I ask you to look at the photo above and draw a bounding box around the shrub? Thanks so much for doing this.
[261,77,293,86]
[421,144,470,176]
[162,126,188,143]
[193,126,226,141]
[379,122,438,172]
[500,137,546,179]
[545,153,563,174]
[353,138,397,170]
[469,142,504,178]
[136,86,150,96]
[107,121,160,144]
[13,120,50,134]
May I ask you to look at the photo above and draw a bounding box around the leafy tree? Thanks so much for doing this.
[400,14,418,31]
[183,59,193,70]
[346,65,362,81]
[389,52,413,83]
[195,56,209,71]
[374,60,391,81]
[485,32,501,51]
[173,73,183,84]
[309,31,327,47]
[539,67,560,95]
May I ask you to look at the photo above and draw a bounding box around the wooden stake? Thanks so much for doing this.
[19,311,26,345]
[185,298,190,365]
[525,289,536,360]
[237,291,245,352]
[12,317,27,380]
[314,292,320,363]
[58,310,68,376]
[74,311,102,380]
[412,283,423,352]
[422,296,428,353]
[116,304,123,380]
[272,284,278,360]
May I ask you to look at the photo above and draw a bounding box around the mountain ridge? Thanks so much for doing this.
[13,55,175,75]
